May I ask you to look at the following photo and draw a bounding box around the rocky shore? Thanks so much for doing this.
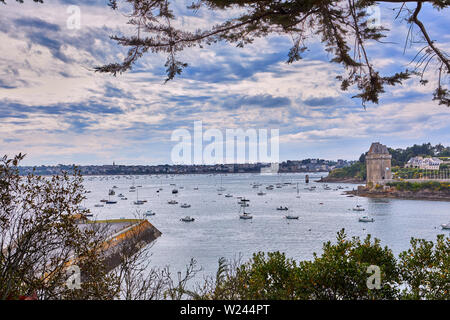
[346,187,450,201]
[316,176,364,184]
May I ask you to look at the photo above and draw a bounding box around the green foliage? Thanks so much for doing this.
[398,235,450,299]
[296,230,399,299]
[326,143,449,181]
[0,154,118,300]
[389,143,450,167]
[386,181,450,192]
[196,230,449,300]
[327,162,366,180]
[392,167,430,179]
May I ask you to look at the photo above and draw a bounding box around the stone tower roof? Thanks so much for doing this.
[368,142,389,154]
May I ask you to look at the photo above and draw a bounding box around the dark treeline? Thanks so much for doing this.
[328,143,449,181]
[359,143,450,167]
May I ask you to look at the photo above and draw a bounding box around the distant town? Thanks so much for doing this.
[18,159,355,176]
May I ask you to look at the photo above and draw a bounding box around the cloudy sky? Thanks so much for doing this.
[1,0,449,166]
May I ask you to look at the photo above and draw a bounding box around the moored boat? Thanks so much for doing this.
[359,216,374,222]
[441,222,450,230]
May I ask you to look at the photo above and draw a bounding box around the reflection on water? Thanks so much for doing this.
[82,173,450,279]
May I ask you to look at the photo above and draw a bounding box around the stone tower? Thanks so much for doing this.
[365,142,392,186]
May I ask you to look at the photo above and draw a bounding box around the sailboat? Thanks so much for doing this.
[105,191,117,204]
[134,187,144,205]
[239,199,252,219]
[286,183,300,219]
[217,175,226,192]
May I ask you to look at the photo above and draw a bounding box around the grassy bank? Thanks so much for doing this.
[386,181,450,192]
[324,162,366,181]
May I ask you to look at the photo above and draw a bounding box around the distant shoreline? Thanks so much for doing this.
[18,170,331,177]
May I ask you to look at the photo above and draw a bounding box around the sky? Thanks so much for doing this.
[0,0,449,166]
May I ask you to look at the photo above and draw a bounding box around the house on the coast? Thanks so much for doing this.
[405,156,443,170]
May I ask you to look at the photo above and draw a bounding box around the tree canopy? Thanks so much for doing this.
[3,0,449,106]
[97,0,449,107]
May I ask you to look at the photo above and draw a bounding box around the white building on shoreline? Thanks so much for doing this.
[405,156,443,170]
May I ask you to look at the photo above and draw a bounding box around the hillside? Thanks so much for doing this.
[319,143,449,183]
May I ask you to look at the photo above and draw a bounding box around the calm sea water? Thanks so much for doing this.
[82,173,450,280]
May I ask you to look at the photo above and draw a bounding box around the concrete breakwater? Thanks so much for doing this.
[77,218,162,273]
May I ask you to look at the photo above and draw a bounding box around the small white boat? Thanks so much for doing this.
[276,206,288,211]
[239,213,253,220]
[180,216,195,222]
[180,203,191,208]
[145,210,155,216]
[441,222,450,230]
[353,205,365,211]
[359,216,374,222]
[168,200,178,204]
[286,215,299,220]
[118,193,124,197]
[225,194,233,198]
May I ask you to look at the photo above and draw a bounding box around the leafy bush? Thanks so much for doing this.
[387,181,450,192]
[196,230,449,300]
[328,162,366,180]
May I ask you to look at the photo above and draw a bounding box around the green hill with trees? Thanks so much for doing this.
[322,143,450,182]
